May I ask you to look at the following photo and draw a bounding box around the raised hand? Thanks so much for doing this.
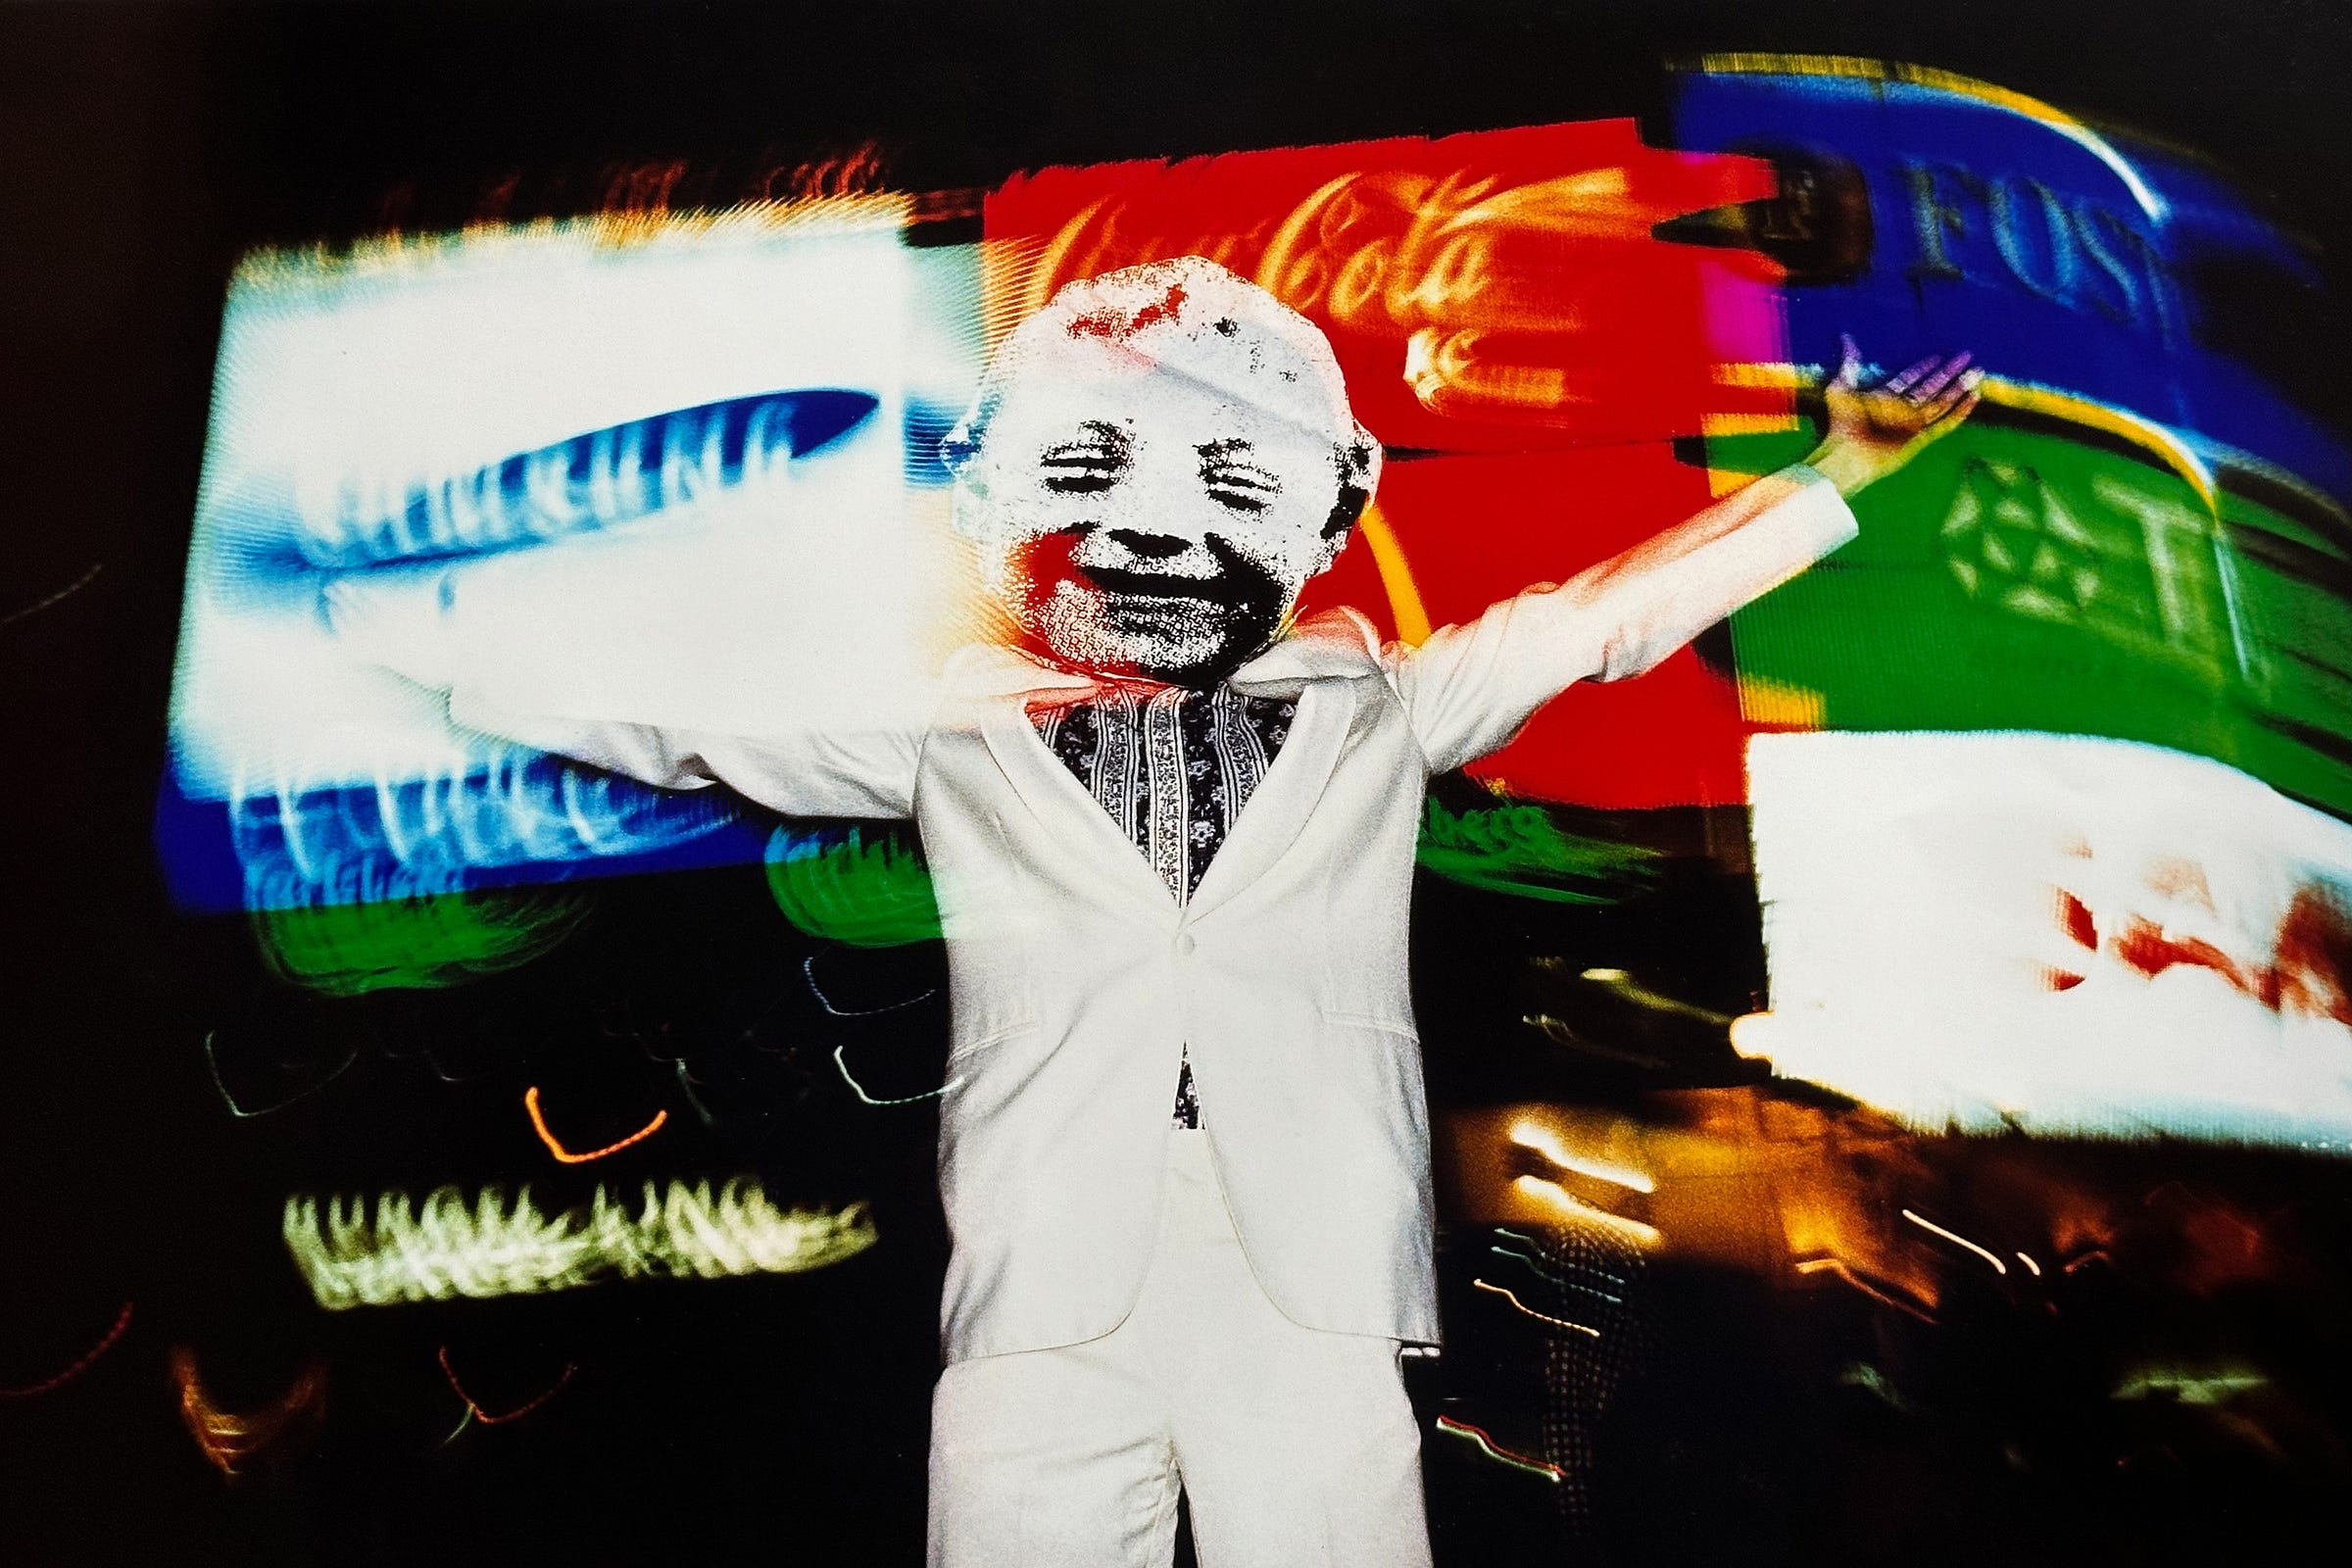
[1804,334,1984,496]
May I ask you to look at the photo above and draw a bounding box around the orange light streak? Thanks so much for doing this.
[523,1085,668,1164]
[1353,501,1431,646]
[1793,1256,1938,1323]
[1472,1278,1600,1337]
[171,1348,328,1475]
[0,1301,133,1397]
[436,1347,576,1426]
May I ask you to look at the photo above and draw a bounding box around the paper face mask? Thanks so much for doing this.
[945,256,1381,686]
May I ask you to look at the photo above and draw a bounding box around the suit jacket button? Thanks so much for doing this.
[1174,932,1196,957]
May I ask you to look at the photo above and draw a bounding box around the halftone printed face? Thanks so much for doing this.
[948,258,1377,687]
[969,353,1348,683]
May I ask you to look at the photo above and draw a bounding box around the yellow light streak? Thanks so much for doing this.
[1694,54,2168,220]
[2111,1364,2270,1405]
[1721,363,2220,510]
[171,1348,328,1475]
[1982,376,2217,508]
[283,1179,877,1308]
[233,195,915,291]
[1736,673,1829,727]
[1354,500,1431,647]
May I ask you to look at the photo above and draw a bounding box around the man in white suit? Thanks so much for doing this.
[329,255,1977,1566]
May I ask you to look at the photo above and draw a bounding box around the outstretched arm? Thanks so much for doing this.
[320,564,926,821]
[1391,342,1981,773]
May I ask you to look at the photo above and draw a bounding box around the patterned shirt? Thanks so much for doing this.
[1029,682,1297,1127]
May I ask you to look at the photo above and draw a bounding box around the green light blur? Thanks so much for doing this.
[1715,420,2352,815]
[252,887,592,995]
[764,825,944,947]
[1415,798,1657,904]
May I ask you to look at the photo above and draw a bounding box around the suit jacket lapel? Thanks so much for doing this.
[951,610,1390,922]
[1187,608,1386,921]
[1183,675,1357,921]
[959,651,1182,913]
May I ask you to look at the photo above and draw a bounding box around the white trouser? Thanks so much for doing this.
[928,1129,1433,1568]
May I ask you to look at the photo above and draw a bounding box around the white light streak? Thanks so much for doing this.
[1507,1118,1655,1194]
[833,1044,961,1106]
[1578,967,1735,1026]
[1512,1176,1662,1248]
[1901,1208,2009,1275]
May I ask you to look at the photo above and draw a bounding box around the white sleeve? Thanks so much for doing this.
[442,689,924,820]
[322,567,926,820]
[1386,465,1858,774]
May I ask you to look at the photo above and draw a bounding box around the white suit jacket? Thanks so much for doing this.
[440,465,1857,1362]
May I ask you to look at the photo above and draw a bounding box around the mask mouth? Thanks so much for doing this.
[1023,532,1292,683]
[1078,563,1235,604]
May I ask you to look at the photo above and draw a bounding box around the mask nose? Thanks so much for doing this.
[1103,528,1195,561]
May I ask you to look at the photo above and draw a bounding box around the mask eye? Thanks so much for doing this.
[1041,423,1131,496]
[1042,464,1120,495]
[1202,461,1281,514]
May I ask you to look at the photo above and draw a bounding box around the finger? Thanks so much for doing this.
[1917,366,1982,416]
[1933,366,1988,414]
[1880,353,1940,396]
[1907,350,1977,402]
[1926,388,1982,429]
[1916,385,1970,423]
[1833,332,1862,389]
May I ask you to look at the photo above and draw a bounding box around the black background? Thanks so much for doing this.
[5,3,2351,1564]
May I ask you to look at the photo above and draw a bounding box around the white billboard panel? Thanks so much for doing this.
[1743,731,2352,1148]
